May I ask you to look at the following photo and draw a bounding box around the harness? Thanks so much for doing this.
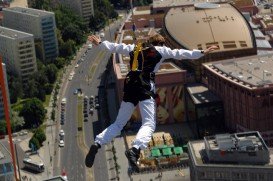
[124,43,156,98]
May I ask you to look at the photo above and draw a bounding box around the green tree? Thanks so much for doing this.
[10,110,25,132]
[7,71,23,104]
[29,136,40,150]
[23,79,38,99]
[19,98,46,128]
[59,39,76,58]
[34,127,46,145]
[89,10,107,31]
[54,57,66,69]
[62,24,84,44]
[0,120,6,135]
[44,64,58,84]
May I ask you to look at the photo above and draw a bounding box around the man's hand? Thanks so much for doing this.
[88,35,101,46]
[203,45,219,54]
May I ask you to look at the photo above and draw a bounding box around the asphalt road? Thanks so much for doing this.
[59,17,124,181]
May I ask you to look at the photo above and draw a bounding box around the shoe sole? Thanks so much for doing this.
[125,151,139,173]
[85,145,98,168]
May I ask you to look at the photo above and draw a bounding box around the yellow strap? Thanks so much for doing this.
[132,42,142,71]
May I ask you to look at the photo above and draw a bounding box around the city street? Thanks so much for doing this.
[57,17,125,181]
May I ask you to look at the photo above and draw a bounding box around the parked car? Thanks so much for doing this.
[59,140,65,147]
[59,130,65,137]
[89,108,94,115]
[84,113,88,118]
[73,89,78,95]
[95,103,100,109]
[75,64,79,68]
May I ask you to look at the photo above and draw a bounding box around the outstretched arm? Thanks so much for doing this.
[88,35,135,56]
[156,45,218,60]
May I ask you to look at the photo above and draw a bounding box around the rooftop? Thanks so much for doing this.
[164,3,254,51]
[4,7,53,17]
[0,26,33,39]
[0,142,12,165]
[232,0,255,7]
[152,0,229,8]
[203,54,273,88]
[186,83,222,105]
[205,132,268,152]
[189,132,273,167]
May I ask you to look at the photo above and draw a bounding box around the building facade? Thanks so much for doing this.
[203,54,273,145]
[0,143,14,181]
[0,26,37,82]
[188,131,273,181]
[58,0,94,26]
[3,7,59,62]
[0,63,10,121]
[185,83,224,138]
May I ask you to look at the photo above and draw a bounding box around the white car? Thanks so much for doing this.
[68,75,73,81]
[88,44,92,49]
[59,130,65,137]
[75,64,79,68]
[100,32,105,38]
[59,140,65,147]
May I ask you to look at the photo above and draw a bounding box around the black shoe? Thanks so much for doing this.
[125,147,140,172]
[85,143,100,168]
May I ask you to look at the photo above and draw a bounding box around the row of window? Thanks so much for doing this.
[197,170,271,180]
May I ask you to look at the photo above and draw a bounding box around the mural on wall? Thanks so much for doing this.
[156,87,170,124]
[126,85,186,128]
[171,85,184,122]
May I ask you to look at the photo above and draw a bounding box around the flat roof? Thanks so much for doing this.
[186,83,221,105]
[232,0,255,7]
[134,6,151,15]
[253,29,265,38]
[204,54,273,87]
[4,7,54,17]
[164,3,254,51]
[206,131,268,151]
[0,26,33,39]
[256,39,272,49]
[0,142,12,164]
[189,140,273,167]
[153,0,229,8]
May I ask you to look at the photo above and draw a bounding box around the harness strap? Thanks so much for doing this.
[132,42,142,71]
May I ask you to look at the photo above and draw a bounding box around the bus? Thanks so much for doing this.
[23,158,45,172]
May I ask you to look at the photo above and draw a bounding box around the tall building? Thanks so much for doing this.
[188,131,273,181]
[0,63,10,121]
[0,26,37,82]
[203,54,273,145]
[0,142,14,180]
[3,7,59,62]
[58,0,94,26]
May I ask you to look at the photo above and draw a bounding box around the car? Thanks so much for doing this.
[73,89,78,95]
[83,110,87,114]
[61,120,64,125]
[84,113,88,118]
[89,108,94,115]
[59,130,65,137]
[95,103,100,109]
[75,64,79,68]
[89,100,93,105]
[61,98,67,105]
[100,32,105,38]
[59,140,65,147]
[84,119,88,122]
[88,44,92,49]
[68,76,73,81]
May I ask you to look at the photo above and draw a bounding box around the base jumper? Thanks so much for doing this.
[85,33,217,171]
